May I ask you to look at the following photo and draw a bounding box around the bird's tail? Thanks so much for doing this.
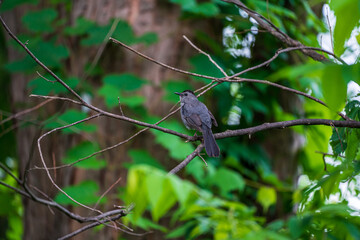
[202,126,220,157]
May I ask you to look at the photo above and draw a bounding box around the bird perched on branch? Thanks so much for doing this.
[175,90,220,157]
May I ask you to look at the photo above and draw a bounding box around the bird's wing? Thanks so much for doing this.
[185,114,203,132]
[208,110,218,127]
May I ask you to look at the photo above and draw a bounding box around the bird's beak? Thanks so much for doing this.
[174,92,181,96]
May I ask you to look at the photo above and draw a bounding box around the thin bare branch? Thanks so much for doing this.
[214,119,360,139]
[0,98,53,126]
[168,143,205,175]
[29,94,82,105]
[118,97,124,116]
[109,37,219,81]
[224,47,346,80]
[58,212,127,240]
[37,113,103,212]
[183,35,228,77]
[36,71,56,83]
[93,176,122,211]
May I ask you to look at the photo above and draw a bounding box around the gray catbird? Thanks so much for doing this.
[175,90,220,157]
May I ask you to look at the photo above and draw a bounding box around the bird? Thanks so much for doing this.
[175,90,220,157]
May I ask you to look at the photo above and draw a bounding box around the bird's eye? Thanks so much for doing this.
[184,93,188,96]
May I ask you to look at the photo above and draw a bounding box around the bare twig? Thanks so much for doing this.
[168,143,205,175]
[93,176,122,211]
[58,212,127,240]
[118,97,124,116]
[214,119,360,139]
[197,153,208,167]
[110,37,220,81]
[36,71,56,83]
[37,113,103,212]
[183,35,228,77]
[224,47,345,80]
[83,18,122,80]
[0,98,53,126]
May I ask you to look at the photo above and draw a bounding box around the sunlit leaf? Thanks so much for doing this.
[330,0,360,55]
[256,187,276,212]
[321,64,347,112]
[208,167,245,197]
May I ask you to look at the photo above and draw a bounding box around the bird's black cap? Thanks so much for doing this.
[174,90,195,96]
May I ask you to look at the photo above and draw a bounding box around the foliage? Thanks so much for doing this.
[1,0,360,239]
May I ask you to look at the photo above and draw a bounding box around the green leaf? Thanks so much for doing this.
[170,177,195,207]
[170,0,219,17]
[166,221,195,238]
[193,3,219,16]
[80,22,114,45]
[128,216,167,232]
[189,54,225,83]
[98,84,145,108]
[111,20,137,45]
[97,84,121,108]
[208,167,245,197]
[330,0,360,55]
[321,64,347,112]
[147,174,177,221]
[185,158,207,184]
[32,42,70,68]
[64,17,95,36]
[0,192,13,215]
[125,166,149,220]
[6,40,69,72]
[103,73,146,91]
[345,129,360,160]
[28,75,79,95]
[256,187,276,212]
[54,180,106,205]
[62,141,106,169]
[126,149,165,170]
[4,56,38,73]
[252,0,296,19]
[135,32,159,46]
[0,0,39,12]
[170,0,197,10]
[146,172,164,212]
[269,62,324,82]
[288,215,312,239]
[44,109,97,134]
[21,8,58,33]
[151,121,194,160]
